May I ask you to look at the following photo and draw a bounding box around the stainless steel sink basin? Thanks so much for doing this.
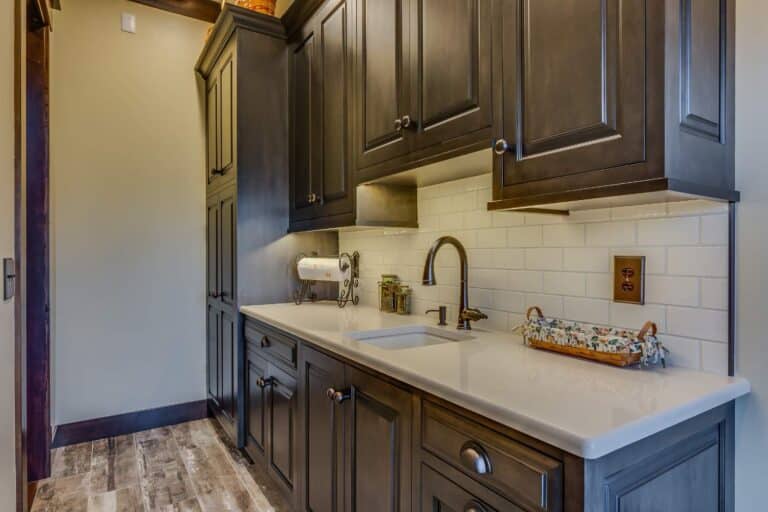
[346,325,474,350]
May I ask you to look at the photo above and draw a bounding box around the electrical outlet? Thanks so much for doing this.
[613,255,645,305]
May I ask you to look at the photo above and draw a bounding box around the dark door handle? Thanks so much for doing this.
[260,336,270,348]
[401,115,413,129]
[463,501,489,512]
[326,387,351,404]
[459,441,493,475]
[493,138,511,155]
[209,291,220,298]
[211,168,225,176]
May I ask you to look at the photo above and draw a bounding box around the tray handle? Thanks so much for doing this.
[526,306,544,320]
[637,321,658,341]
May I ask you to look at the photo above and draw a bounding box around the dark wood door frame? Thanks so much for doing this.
[24,0,51,488]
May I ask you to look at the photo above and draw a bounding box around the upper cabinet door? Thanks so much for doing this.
[206,77,220,184]
[411,0,492,149]
[219,56,235,178]
[355,0,411,169]
[290,29,318,221]
[499,0,647,187]
[317,0,354,217]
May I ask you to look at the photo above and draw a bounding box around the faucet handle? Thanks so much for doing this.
[460,307,488,322]
[426,306,448,326]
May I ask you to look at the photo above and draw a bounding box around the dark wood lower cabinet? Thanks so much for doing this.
[345,366,413,512]
[243,316,735,512]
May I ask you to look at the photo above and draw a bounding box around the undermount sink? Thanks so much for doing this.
[346,325,474,350]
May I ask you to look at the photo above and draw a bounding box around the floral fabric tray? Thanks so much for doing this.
[522,306,667,367]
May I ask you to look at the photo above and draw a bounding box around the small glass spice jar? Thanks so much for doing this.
[395,285,411,315]
[378,275,399,312]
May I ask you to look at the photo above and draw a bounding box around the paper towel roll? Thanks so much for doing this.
[297,257,349,282]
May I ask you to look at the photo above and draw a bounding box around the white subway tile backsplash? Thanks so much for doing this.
[507,270,544,293]
[564,248,611,272]
[701,278,728,310]
[701,341,729,374]
[586,221,637,246]
[645,276,700,307]
[525,248,563,271]
[667,307,728,342]
[340,174,729,374]
[659,335,702,370]
[637,216,699,246]
[563,297,611,324]
[668,246,728,277]
[543,272,586,296]
[701,214,728,245]
[585,273,613,299]
[507,226,543,247]
[611,302,667,330]
[543,224,585,247]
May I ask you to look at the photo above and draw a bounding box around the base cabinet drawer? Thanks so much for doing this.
[244,318,298,369]
[421,463,523,512]
[422,401,562,512]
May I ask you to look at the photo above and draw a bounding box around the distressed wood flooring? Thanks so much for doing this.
[30,418,292,512]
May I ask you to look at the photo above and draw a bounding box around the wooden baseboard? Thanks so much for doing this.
[52,400,209,448]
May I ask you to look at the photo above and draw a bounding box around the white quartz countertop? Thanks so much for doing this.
[240,303,749,459]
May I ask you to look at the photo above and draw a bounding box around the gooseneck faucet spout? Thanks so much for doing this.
[422,236,486,330]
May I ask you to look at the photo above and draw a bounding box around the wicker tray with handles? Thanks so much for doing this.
[522,306,666,368]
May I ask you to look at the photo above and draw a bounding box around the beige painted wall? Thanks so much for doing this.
[50,0,210,425]
[735,0,768,509]
[0,0,17,507]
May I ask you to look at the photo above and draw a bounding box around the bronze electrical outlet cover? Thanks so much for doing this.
[613,256,645,305]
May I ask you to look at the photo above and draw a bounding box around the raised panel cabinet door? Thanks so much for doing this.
[317,0,354,217]
[344,367,412,512]
[411,0,492,149]
[219,56,235,178]
[219,187,236,309]
[206,304,220,404]
[355,0,411,169]
[206,193,220,301]
[246,350,269,455]
[499,0,647,186]
[420,464,525,512]
[298,346,346,512]
[290,30,318,221]
[206,77,220,184]
[220,309,237,422]
[267,363,298,493]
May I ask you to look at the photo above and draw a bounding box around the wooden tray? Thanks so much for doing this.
[524,306,657,368]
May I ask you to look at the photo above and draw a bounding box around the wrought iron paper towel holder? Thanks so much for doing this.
[294,252,360,308]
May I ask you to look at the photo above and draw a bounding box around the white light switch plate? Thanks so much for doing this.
[121,13,136,33]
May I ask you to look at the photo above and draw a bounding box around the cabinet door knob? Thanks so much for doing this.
[394,118,403,131]
[257,376,275,389]
[493,138,511,155]
[307,192,319,204]
[260,336,270,348]
[209,291,220,298]
[463,501,488,512]
[401,115,412,129]
[459,441,492,475]
[211,168,225,176]
[325,387,351,404]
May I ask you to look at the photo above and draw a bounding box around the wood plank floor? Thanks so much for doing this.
[30,418,292,512]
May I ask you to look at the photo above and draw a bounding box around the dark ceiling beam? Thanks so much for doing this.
[128,0,221,24]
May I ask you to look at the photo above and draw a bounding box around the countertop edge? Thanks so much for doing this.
[240,306,750,459]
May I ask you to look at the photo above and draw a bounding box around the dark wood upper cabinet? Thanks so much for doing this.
[206,46,236,189]
[219,57,235,177]
[289,0,354,229]
[206,77,219,184]
[355,0,411,169]
[489,0,737,211]
[410,0,492,150]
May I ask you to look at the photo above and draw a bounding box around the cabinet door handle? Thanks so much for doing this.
[493,138,511,155]
[260,336,270,348]
[307,193,319,204]
[463,501,488,512]
[401,115,413,129]
[211,168,225,176]
[394,118,403,131]
[325,387,351,404]
[459,441,493,475]
[209,291,220,298]
[256,376,275,389]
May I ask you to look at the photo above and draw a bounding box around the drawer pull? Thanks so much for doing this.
[256,376,275,389]
[326,387,351,404]
[460,441,493,475]
[260,336,270,348]
[463,501,489,512]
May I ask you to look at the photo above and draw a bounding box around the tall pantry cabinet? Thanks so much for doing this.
[197,5,337,446]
